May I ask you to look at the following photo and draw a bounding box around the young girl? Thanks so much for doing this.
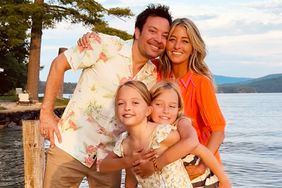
[133,80,231,187]
[99,80,231,188]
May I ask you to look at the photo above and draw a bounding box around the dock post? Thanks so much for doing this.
[22,120,45,188]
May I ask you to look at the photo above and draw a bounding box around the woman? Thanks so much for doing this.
[157,18,226,188]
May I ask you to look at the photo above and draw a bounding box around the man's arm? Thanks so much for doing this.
[39,53,71,147]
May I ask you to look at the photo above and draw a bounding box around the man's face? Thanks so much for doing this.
[135,16,170,59]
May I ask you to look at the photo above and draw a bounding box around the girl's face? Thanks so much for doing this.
[166,25,193,66]
[151,89,179,125]
[116,86,151,127]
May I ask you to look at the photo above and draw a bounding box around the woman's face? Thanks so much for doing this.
[166,25,193,66]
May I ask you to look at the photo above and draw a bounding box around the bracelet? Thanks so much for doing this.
[152,158,161,172]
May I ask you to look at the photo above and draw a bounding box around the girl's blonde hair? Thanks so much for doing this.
[115,80,151,119]
[150,80,184,120]
[160,18,213,82]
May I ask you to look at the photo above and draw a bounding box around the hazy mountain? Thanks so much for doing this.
[39,81,76,94]
[214,75,252,85]
[39,73,282,94]
[217,73,282,93]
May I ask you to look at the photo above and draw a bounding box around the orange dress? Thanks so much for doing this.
[177,71,226,162]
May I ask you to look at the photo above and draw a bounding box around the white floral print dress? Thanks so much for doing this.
[113,124,192,188]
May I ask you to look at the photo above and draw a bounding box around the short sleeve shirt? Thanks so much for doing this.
[178,71,226,162]
[55,33,157,167]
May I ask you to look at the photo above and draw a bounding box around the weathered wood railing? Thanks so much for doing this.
[22,120,80,188]
[22,120,45,188]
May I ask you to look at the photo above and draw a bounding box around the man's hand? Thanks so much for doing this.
[77,32,94,48]
[39,112,62,148]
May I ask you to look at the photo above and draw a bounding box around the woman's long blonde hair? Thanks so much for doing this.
[160,18,213,81]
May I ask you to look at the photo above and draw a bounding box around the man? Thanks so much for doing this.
[39,4,172,188]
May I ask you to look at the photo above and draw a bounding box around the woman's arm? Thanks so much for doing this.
[207,131,225,155]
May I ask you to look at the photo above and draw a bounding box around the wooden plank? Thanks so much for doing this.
[22,120,45,188]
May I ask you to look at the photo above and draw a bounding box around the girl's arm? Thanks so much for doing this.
[125,169,138,188]
[99,152,129,172]
[99,150,156,172]
[191,144,231,187]
[154,118,199,170]
[133,118,199,177]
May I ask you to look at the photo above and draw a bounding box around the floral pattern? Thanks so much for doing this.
[114,124,192,188]
[55,33,157,167]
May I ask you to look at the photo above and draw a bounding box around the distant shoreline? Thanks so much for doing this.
[0,102,65,129]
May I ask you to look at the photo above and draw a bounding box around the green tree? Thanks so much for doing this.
[0,0,30,95]
[1,0,133,100]
[27,0,133,101]
[0,54,27,94]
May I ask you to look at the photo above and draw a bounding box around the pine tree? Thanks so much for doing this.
[1,0,133,100]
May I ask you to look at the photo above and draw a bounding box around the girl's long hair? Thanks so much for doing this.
[150,80,184,120]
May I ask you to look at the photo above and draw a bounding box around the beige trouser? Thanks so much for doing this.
[44,146,121,188]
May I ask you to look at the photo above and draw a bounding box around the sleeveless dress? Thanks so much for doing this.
[113,124,192,188]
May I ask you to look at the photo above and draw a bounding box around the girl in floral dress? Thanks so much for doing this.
[132,80,231,188]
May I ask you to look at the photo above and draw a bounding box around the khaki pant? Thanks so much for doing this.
[44,146,121,188]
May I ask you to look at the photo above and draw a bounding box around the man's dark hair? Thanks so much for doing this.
[134,4,172,39]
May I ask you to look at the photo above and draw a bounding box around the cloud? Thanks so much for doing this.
[39,0,282,80]
[245,0,282,15]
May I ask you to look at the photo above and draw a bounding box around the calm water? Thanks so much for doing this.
[1,93,282,187]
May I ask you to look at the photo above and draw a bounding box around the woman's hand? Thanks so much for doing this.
[219,178,232,188]
[185,162,206,180]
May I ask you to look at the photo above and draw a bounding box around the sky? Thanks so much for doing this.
[40,0,282,83]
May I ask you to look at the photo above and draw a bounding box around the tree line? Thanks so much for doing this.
[0,0,133,100]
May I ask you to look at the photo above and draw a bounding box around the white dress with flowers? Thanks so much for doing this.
[113,124,192,188]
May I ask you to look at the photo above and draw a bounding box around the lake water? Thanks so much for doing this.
[1,93,282,187]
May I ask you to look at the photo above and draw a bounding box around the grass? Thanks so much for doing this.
[0,95,17,102]
[0,96,69,106]
[38,97,70,106]
[55,98,69,106]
